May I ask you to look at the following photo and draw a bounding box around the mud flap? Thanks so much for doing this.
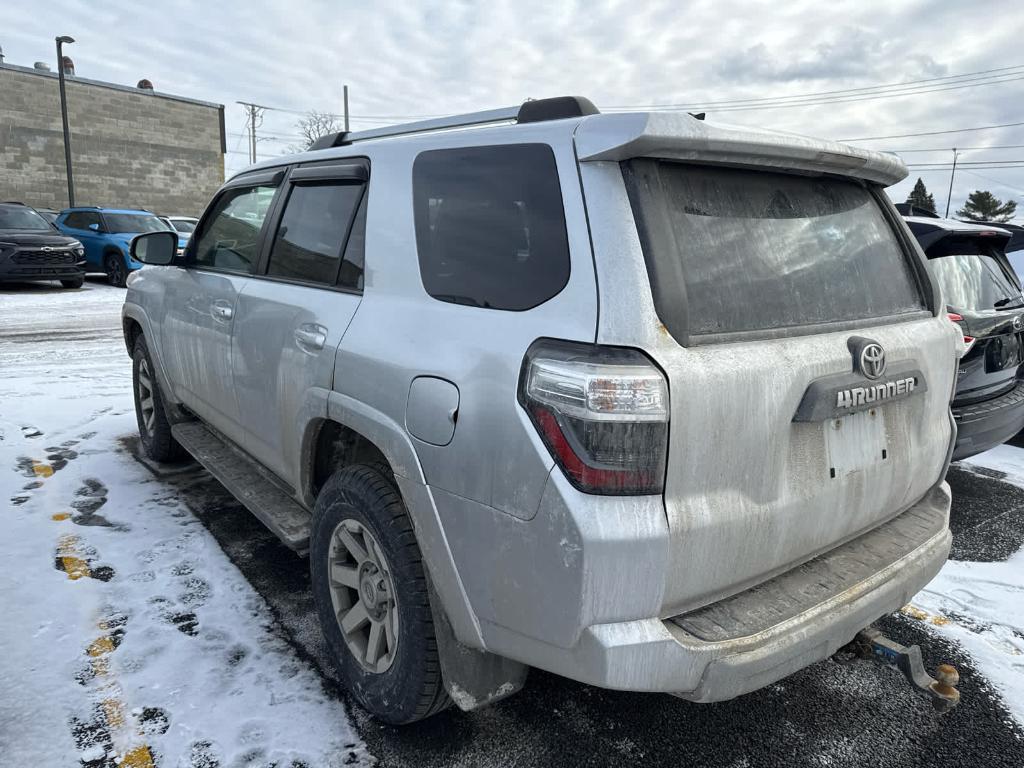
[426,577,528,712]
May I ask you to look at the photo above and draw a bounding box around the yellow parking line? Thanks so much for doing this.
[57,531,155,765]
[902,604,951,626]
[57,534,91,581]
[32,460,54,478]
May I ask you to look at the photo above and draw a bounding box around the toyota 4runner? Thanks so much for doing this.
[123,96,961,724]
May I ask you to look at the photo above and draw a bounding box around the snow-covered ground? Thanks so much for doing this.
[0,283,370,768]
[911,447,1024,724]
[2,280,1024,768]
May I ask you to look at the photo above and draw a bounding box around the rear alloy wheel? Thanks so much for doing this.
[311,464,450,723]
[105,253,127,287]
[328,518,399,673]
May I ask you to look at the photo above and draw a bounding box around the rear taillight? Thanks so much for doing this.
[518,339,669,495]
[947,312,976,353]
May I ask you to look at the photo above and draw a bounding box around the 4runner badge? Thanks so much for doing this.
[792,336,927,422]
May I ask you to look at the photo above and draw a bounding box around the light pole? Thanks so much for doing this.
[944,148,958,218]
[56,35,75,207]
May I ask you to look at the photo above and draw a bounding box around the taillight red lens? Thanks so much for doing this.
[519,339,669,495]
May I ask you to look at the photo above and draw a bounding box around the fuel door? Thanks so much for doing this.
[406,376,460,446]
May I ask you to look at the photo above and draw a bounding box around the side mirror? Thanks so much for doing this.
[131,230,178,265]
[88,222,101,232]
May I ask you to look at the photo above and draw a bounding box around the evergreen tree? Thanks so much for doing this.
[905,178,936,214]
[956,190,1018,223]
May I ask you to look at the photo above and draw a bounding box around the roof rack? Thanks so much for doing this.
[309,95,599,151]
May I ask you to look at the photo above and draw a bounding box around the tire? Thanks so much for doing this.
[105,252,127,287]
[60,276,84,289]
[132,336,185,462]
[311,464,450,724]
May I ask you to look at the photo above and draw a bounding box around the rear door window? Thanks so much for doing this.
[624,162,927,340]
[412,144,570,311]
[191,185,277,273]
[265,181,365,287]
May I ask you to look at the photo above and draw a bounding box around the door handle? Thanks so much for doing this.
[294,324,327,352]
[211,301,233,321]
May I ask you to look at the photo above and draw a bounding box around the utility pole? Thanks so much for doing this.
[56,35,76,207]
[343,85,350,132]
[235,101,266,164]
[944,148,959,218]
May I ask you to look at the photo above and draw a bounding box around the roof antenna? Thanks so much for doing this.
[689,112,706,121]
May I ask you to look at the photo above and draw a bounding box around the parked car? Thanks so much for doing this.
[0,201,85,289]
[34,208,61,225]
[158,215,199,238]
[124,96,961,724]
[56,207,187,286]
[904,216,1024,459]
[968,221,1024,277]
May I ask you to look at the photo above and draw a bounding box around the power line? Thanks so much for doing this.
[907,159,1024,166]
[892,144,1024,153]
[906,164,1024,171]
[961,169,1024,196]
[633,73,1024,113]
[603,64,1024,110]
[841,120,1024,142]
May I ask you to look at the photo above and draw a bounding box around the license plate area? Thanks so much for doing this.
[825,408,887,478]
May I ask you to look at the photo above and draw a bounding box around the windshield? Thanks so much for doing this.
[624,162,926,338]
[928,251,1023,311]
[103,214,170,234]
[171,219,197,234]
[0,206,53,231]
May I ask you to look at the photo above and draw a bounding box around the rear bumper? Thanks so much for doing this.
[482,483,951,700]
[952,380,1024,460]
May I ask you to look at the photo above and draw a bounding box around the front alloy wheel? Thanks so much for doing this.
[328,519,399,673]
[136,357,157,438]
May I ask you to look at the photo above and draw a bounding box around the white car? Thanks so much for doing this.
[158,215,199,238]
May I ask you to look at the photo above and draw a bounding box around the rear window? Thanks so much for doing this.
[624,162,927,340]
[926,238,1023,312]
[412,144,570,311]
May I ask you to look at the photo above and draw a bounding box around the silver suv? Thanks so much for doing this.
[124,96,960,724]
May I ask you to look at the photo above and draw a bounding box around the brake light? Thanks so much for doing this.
[946,312,975,353]
[519,340,669,495]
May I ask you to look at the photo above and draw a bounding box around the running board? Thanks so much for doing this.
[171,422,311,552]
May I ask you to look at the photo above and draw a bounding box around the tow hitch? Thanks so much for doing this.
[850,626,961,712]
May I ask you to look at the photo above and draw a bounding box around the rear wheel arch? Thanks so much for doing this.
[308,419,391,503]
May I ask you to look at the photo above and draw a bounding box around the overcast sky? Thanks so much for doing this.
[2,0,1022,218]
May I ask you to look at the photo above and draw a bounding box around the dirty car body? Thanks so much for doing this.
[123,97,960,719]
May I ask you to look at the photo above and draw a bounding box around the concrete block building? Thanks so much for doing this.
[0,61,225,215]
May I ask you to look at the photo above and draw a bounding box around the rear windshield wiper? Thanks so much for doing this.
[994,296,1024,310]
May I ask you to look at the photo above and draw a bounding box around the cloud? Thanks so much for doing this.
[0,0,1020,215]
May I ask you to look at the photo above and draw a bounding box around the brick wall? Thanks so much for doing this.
[0,64,224,216]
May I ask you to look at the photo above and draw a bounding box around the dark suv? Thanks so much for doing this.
[0,202,86,289]
[904,215,1024,459]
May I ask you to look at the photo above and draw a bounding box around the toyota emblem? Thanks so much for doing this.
[859,343,887,380]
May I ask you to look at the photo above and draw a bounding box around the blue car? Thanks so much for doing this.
[55,207,187,287]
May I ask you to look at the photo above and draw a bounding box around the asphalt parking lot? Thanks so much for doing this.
[3,280,1024,768]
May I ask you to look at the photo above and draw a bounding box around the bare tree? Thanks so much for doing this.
[291,110,342,151]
